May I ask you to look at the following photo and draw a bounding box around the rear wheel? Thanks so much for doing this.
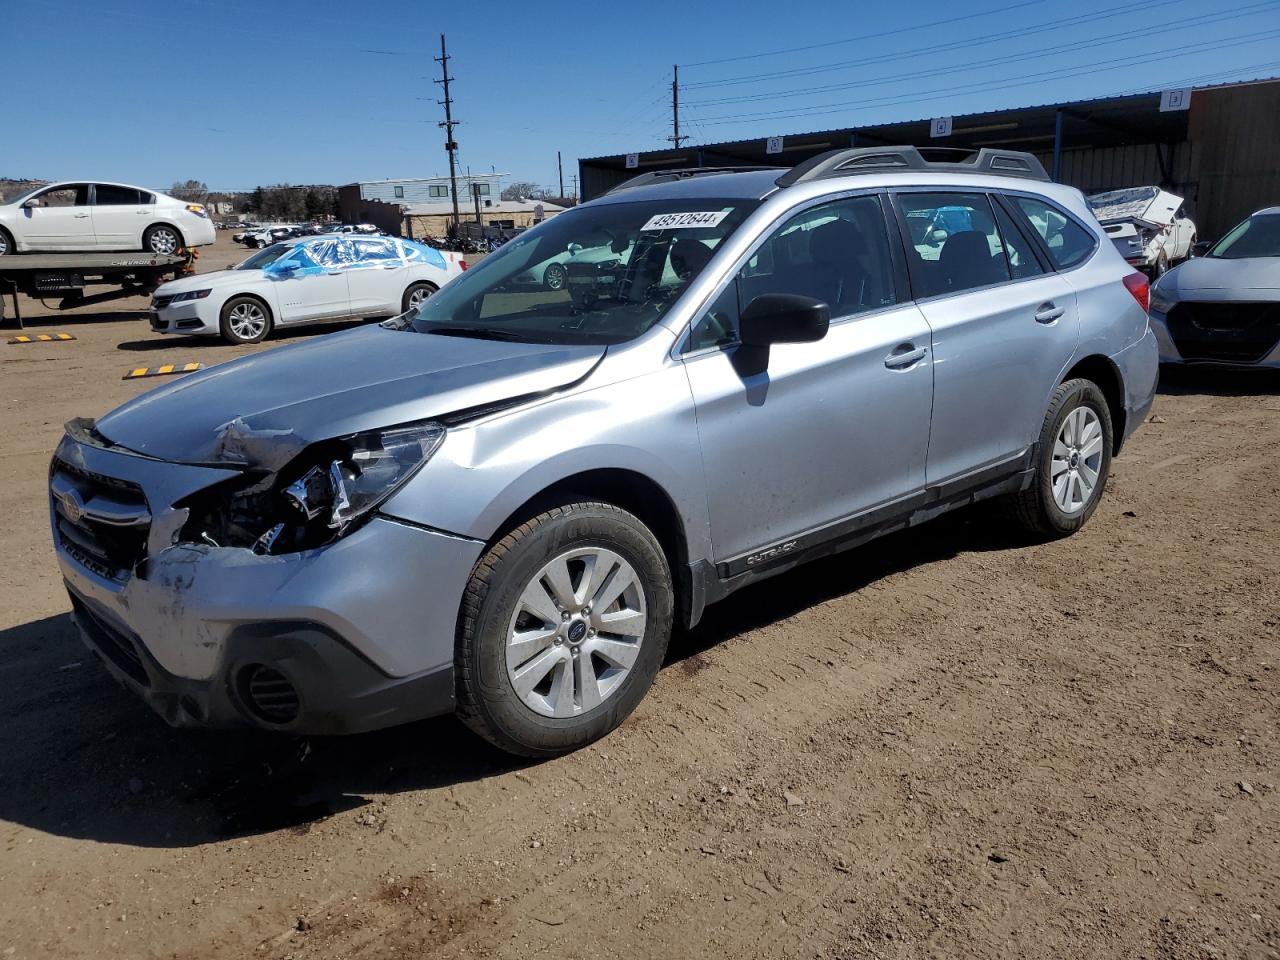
[1006,378,1113,538]
[402,281,438,313]
[219,295,273,344]
[456,503,674,757]
[143,224,183,255]
[0,227,12,256]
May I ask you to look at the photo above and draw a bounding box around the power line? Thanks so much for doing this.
[682,0,1201,90]
[688,29,1280,127]
[680,0,1046,68]
[686,0,1277,108]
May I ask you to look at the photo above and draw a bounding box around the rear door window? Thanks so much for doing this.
[94,184,144,205]
[1011,196,1097,269]
[895,192,1010,298]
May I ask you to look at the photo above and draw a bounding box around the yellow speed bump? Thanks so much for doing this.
[8,333,76,343]
[123,362,203,380]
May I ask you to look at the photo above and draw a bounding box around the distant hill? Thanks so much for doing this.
[0,178,47,202]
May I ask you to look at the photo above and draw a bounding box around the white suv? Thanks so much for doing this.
[0,181,217,256]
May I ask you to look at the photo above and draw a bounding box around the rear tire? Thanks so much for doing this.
[143,224,183,256]
[218,295,273,344]
[456,502,674,757]
[402,281,438,313]
[1006,378,1113,539]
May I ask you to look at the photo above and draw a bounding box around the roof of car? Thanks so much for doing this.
[1255,206,1280,216]
[590,169,784,205]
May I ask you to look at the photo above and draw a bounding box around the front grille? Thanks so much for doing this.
[152,294,175,309]
[70,594,150,687]
[1166,301,1280,363]
[51,459,150,582]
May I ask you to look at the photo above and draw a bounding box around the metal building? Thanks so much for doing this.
[579,78,1280,241]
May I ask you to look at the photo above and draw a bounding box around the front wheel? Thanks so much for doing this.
[219,295,273,344]
[0,227,13,256]
[456,503,674,757]
[1005,378,1113,538]
[402,280,438,313]
[543,262,566,291]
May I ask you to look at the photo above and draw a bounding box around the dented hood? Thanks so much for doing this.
[96,325,604,468]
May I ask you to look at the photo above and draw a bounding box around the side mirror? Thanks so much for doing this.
[567,243,584,255]
[22,199,40,209]
[1191,240,1212,257]
[928,228,948,245]
[740,293,829,347]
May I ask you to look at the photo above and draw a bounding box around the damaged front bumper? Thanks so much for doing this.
[51,428,483,734]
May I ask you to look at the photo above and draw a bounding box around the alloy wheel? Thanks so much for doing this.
[0,232,9,256]
[1051,406,1104,515]
[408,286,432,309]
[228,302,267,340]
[149,227,180,255]
[505,546,647,718]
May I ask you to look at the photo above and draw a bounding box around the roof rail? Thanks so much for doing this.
[606,165,784,196]
[775,146,1050,188]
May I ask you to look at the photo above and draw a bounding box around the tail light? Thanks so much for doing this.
[1123,272,1149,312]
[459,259,468,271]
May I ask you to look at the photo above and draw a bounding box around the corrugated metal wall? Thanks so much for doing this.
[1033,142,1196,200]
[1189,83,1280,239]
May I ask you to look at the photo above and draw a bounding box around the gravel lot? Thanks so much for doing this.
[1,234,1277,959]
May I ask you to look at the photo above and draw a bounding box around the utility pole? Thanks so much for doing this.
[433,34,461,235]
[569,174,579,203]
[557,151,564,199]
[668,64,687,148]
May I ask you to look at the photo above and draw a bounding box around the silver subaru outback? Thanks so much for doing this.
[50,147,1158,756]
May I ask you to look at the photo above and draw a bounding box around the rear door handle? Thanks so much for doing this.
[1035,302,1065,324]
[884,344,927,369]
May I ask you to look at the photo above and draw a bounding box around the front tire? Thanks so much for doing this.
[218,295,273,344]
[402,280,438,313]
[0,227,13,256]
[1006,378,1113,538]
[456,503,674,757]
[143,224,183,256]
[543,262,566,291]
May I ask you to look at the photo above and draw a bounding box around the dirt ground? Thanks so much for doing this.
[1,234,1277,959]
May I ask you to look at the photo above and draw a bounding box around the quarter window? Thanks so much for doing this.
[1011,196,1096,269]
[992,202,1046,280]
[896,192,1010,298]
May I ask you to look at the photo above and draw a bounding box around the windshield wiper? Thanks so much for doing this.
[422,325,544,343]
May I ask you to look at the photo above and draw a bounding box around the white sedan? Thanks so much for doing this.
[150,235,466,344]
[0,181,216,256]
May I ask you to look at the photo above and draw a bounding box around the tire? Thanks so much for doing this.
[218,295,273,344]
[1006,378,1113,539]
[0,227,12,256]
[143,224,183,256]
[456,502,674,757]
[1152,251,1170,279]
[402,281,438,313]
[543,262,566,291]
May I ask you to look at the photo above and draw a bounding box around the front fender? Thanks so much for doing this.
[379,364,712,563]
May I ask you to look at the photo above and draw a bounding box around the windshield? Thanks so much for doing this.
[406,197,760,345]
[235,244,294,270]
[1209,214,1280,259]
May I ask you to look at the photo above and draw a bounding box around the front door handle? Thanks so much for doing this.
[884,343,927,369]
[73,212,89,219]
[1035,302,1065,324]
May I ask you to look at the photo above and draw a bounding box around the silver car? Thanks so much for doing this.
[1148,207,1280,367]
[49,147,1158,756]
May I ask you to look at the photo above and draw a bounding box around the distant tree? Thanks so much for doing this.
[500,181,544,201]
[169,179,209,203]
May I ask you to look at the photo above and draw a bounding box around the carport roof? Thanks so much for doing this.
[581,78,1278,172]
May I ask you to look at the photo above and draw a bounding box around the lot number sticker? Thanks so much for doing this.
[641,211,729,231]
[930,116,953,138]
[766,136,784,155]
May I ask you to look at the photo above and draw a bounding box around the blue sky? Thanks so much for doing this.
[7,0,1280,193]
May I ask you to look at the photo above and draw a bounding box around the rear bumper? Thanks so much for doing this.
[1112,327,1159,447]
[183,217,217,248]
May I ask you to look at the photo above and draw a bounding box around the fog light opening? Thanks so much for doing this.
[237,664,301,725]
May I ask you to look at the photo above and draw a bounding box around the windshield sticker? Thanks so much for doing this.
[641,211,730,232]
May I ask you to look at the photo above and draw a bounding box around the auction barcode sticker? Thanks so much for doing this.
[640,211,729,231]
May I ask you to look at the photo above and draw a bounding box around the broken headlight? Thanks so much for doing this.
[257,422,446,554]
